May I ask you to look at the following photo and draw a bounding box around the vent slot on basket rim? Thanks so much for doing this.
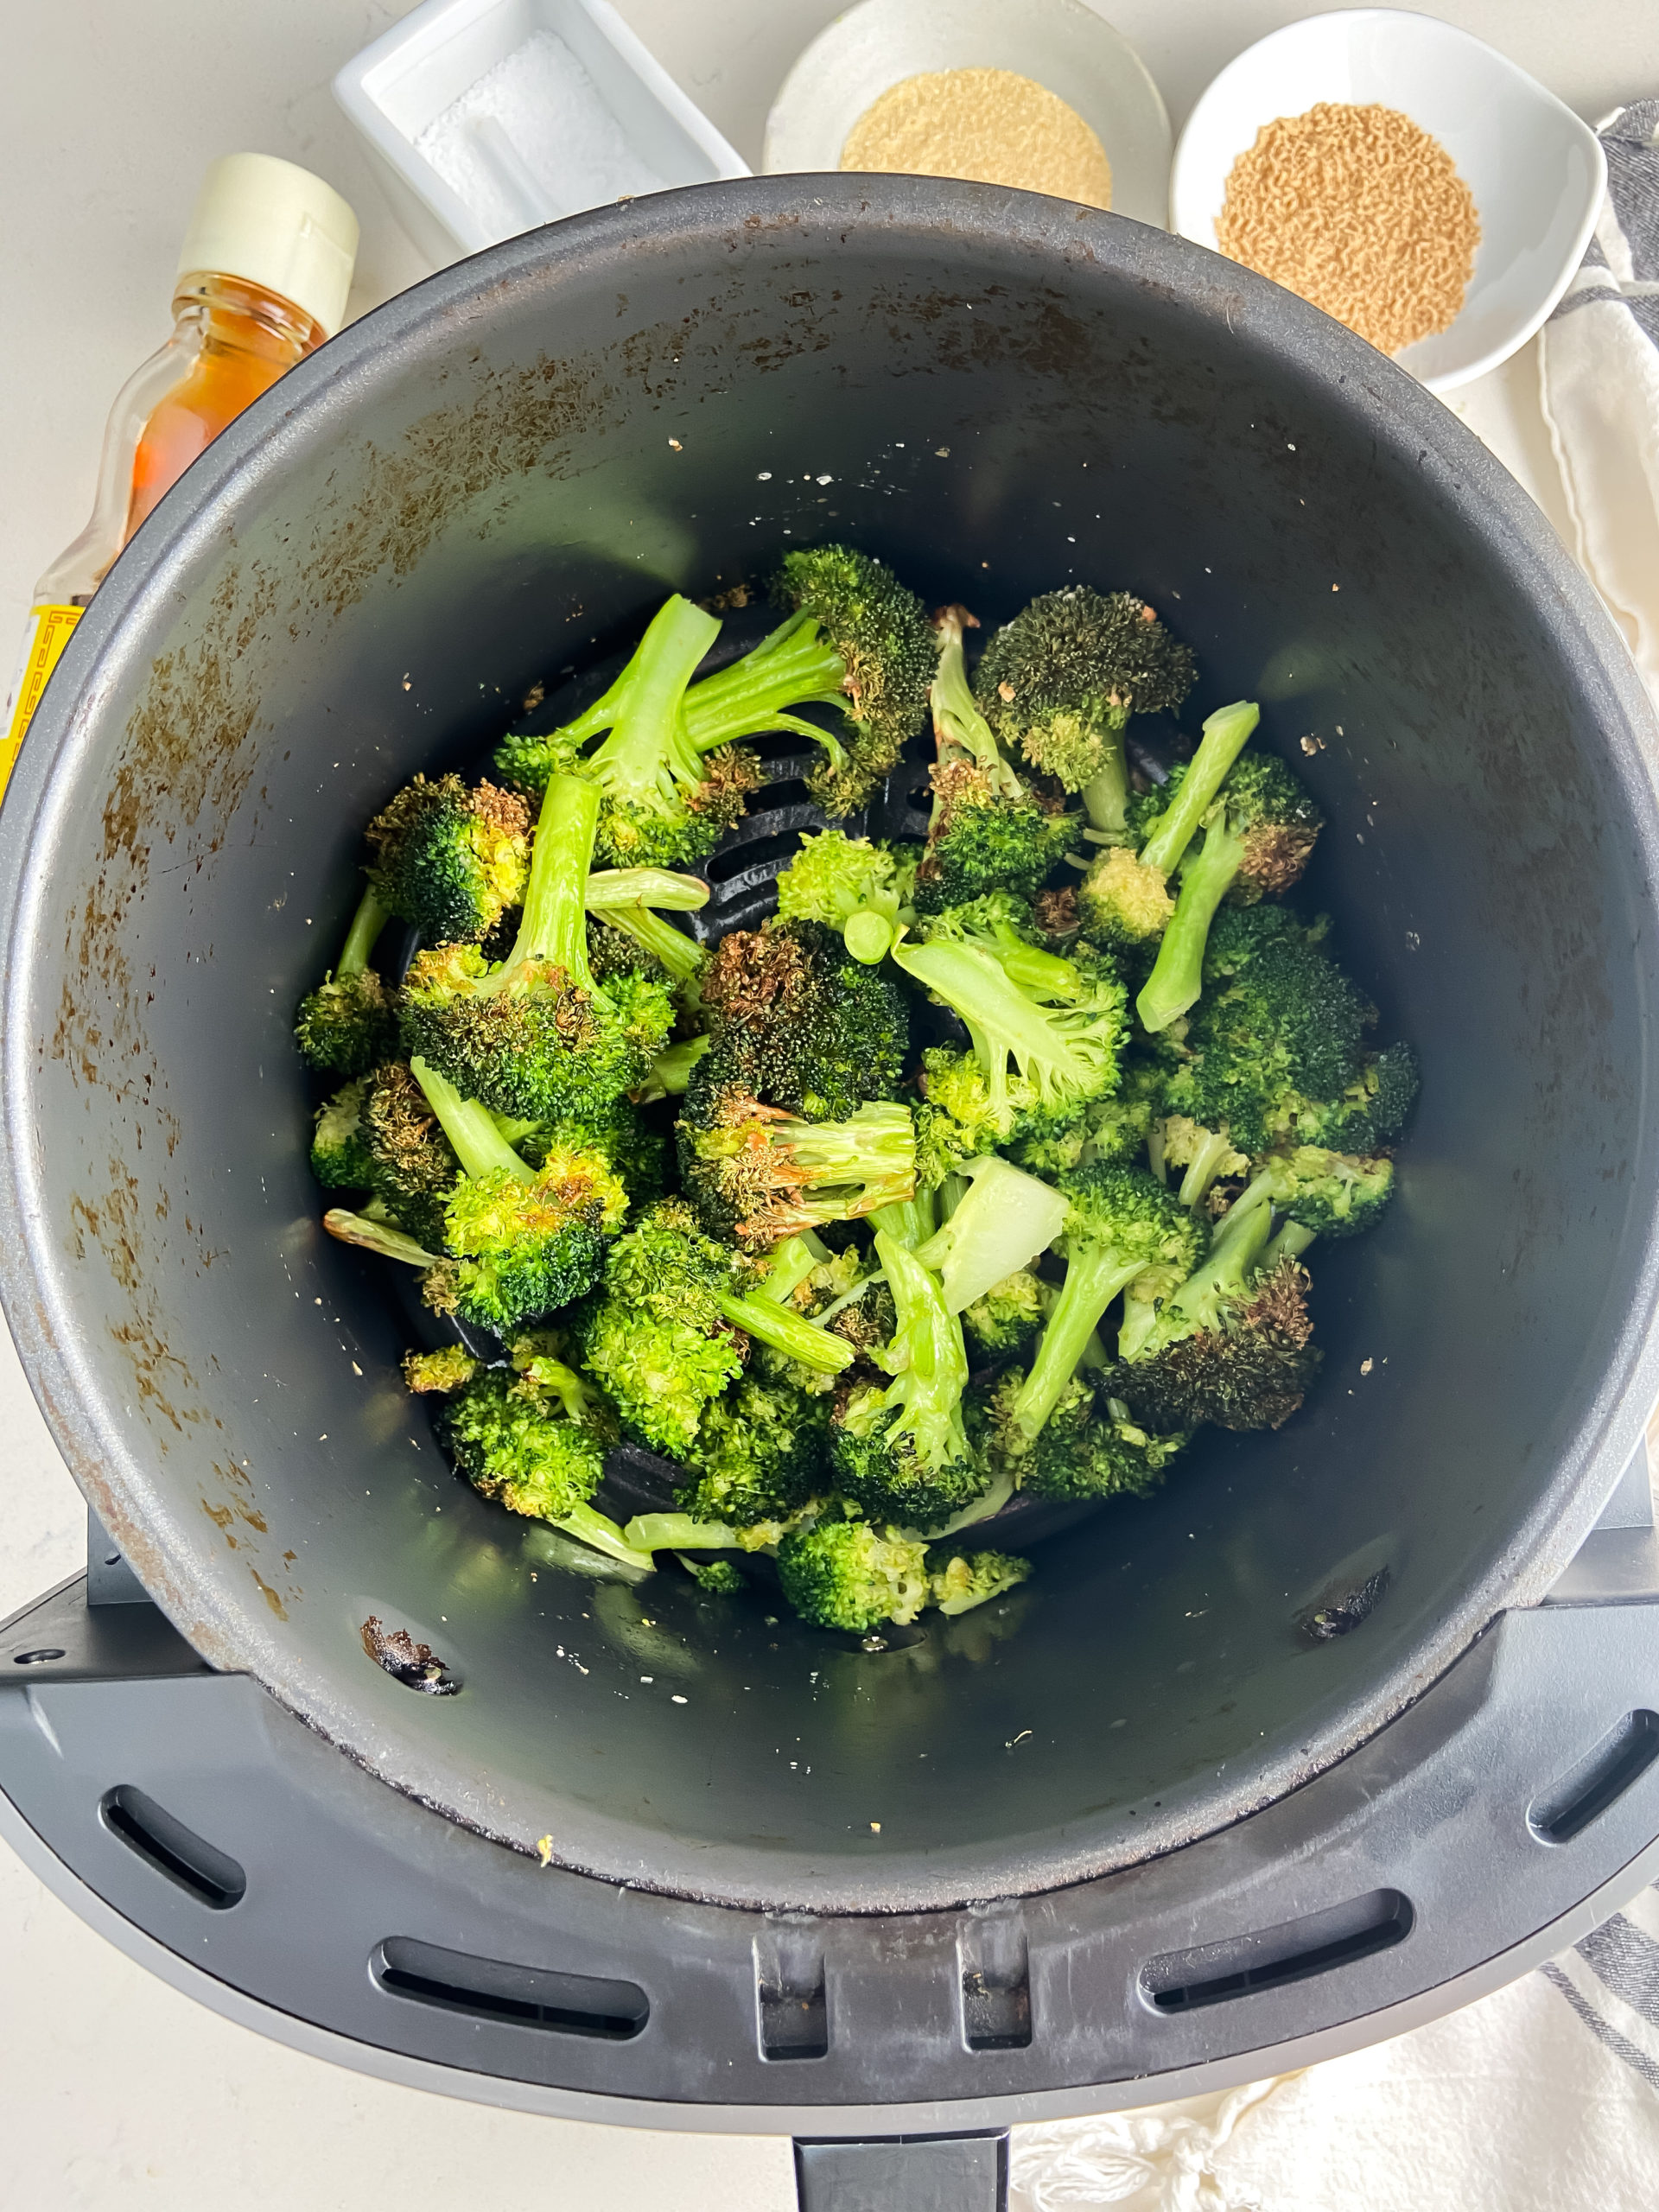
[1529,1710,1659,1844]
[373,1936,648,2039]
[959,1911,1033,2051]
[1141,1888,1413,2014]
[756,1923,830,2060]
[99,1783,247,1910]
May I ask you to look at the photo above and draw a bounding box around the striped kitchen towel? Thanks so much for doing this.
[1540,101,1659,707]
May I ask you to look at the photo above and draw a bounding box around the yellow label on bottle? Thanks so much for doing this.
[0,602,83,800]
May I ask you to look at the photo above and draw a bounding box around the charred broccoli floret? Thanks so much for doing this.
[1137,753,1324,1033]
[696,918,910,1121]
[975,588,1196,820]
[772,544,936,814]
[830,1230,989,1531]
[398,773,674,1122]
[364,773,531,944]
[980,1369,1188,1501]
[677,1085,916,1248]
[776,1509,932,1632]
[360,1059,459,1249]
[294,887,396,1077]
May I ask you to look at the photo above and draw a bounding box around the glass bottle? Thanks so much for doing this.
[2,154,358,792]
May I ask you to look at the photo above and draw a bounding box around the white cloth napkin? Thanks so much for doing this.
[1540,101,1659,703]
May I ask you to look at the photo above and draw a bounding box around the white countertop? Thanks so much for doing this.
[0,3,1638,2202]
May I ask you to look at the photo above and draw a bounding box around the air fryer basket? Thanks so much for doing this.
[3,180,1658,1920]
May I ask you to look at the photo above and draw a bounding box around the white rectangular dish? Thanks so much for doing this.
[334,0,750,265]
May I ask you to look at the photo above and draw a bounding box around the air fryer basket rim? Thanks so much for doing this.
[3,176,1659,1915]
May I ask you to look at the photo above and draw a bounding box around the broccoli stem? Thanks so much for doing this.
[1013,1245,1170,1442]
[625,1511,747,1554]
[555,1500,657,1570]
[1262,1218,1317,1270]
[842,910,893,964]
[1166,1190,1274,1330]
[1081,745,1131,836]
[507,773,606,998]
[1137,702,1260,876]
[891,938,1086,1119]
[681,613,846,747]
[322,1208,439,1267]
[584,868,709,912]
[759,1231,831,1305]
[636,1033,710,1102]
[410,1057,534,1184]
[1137,810,1249,1033]
[931,607,1024,800]
[1176,1124,1244,1209]
[339,887,391,976]
[721,1289,853,1373]
[868,1190,939,1249]
[874,1232,973,1468]
[599,903,706,983]
[585,594,721,804]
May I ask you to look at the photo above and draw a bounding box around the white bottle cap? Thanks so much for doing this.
[176,154,359,339]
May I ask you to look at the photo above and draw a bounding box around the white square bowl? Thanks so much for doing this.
[1169,9,1605,393]
[334,0,749,265]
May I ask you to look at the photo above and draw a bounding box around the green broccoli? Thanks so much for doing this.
[893,902,1128,1131]
[911,1153,1068,1316]
[776,1510,932,1632]
[696,919,910,1122]
[673,1370,831,1532]
[677,1086,917,1248]
[980,1370,1187,1502]
[360,1059,459,1249]
[402,1344,480,1394]
[1112,1188,1320,1433]
[975,588,1196,821]
[925,1543,1032,1615]
[294,887,396,1077]
[433,1361,650,1568]
[579,1199,851,1458]
[830,1230,989,1531]
[410,1058,628,1335]
[1137,753,1324,1033]
[1007,1165,1207,1445]
[1267,1041,1419,1156]
[1235,1145,1395,1239]
[962,1268,1046,1360]
[771,544,937,814]
[310,1078,375,1189]
[774,829,916,963]
[685,1557,747,1594]
[398,772,674,1122]
[364,772,531,944]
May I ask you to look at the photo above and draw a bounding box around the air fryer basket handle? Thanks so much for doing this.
[794,2133,1008,2210]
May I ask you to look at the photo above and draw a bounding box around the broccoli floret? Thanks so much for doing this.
[912,1154,1068,1315]
[913,1046,1089,1185]
[696,919,909,1121]
[963,1268,1046,1359]
[776,1510,932,1632]
[1113,1189,1320,1432]
[674,1370,831,1529]
[579,1199,852,1457]
[360,1060,459,1249]
[975,588,1197,819]
[1007,1165,1207,1446]
[1077,842,1178,951]
[893,905,1128,1131]
[1268,1041,1419,1155]
[436,1364,648,1567]
[1154,1113,1250,1210]
[980,1370,1187,1502]
[410,1058,628,1335]
[1137,753,1324,1033]
[925,1542,1032,1615]
[402,1344,480,1394]
[913,757,1077,915]
[774,830,916,963]
[294,887,397,1077]
[772,545,936,815]
[1201,899,1328,983]
[398,772,674,1122]
[322,1205,442,1271]
[829,1230,989,1531]
[1083,1054,1166,1168]
[310,1078,375,1189]
[1238,1145,1395,1239]
[686,1557,747,1593]
[677,1085,917,1248]
[364,773,531,944]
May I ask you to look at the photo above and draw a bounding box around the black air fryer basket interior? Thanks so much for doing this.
[3,181,1658,1922]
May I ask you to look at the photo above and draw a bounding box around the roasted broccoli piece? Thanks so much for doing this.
[774,829,916,963]
[830,1230,989,1531]
[685,1557,747,1593]
[359,1059,459,1249]
[1151,1111,1250,1210]
[912,1154,1067,1315]
[776,1509,932,1632]
[975,588,1196,820]
[893,900,1128,1131]
[677,1085,917,1248]
[1137,753,1324,1033]
[925,1543,1032,1615]
[980,1370,1187,1502]
[1236,1145,1395,1240]
[398,772,673,1122]
[913,1045,1091,1185]
[364,773,531,945]
[310,1078,375,1189]
[673,1370,831,1532]
[696,918,910,1121]
[962,1268,1046,1360]
[1112,1188,1320,1432]
[772,544,936,814]
[1007,1164,1207,1445]
[1267,1041,1419,1156]
[579,1199,851,1458]
[410,1058,628,1335]
[402,1344,480,1394]
[294,887,396,1077]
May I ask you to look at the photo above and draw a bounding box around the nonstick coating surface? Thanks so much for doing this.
[3,181,1658,1913]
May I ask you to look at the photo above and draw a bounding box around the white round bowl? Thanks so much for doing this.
[1171,9,1605,394]
[763,0,1171,230]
